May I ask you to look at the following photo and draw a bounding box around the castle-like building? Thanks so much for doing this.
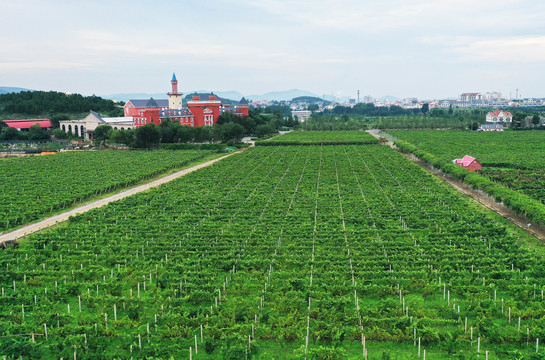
[60,73,249,140]
[124,73,249,128]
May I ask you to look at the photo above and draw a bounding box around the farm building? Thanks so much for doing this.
[59,111,134,140]
[3,119,52,131]
[453,155,482,172]
[479,123,505,131]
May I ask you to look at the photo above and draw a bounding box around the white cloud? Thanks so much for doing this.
[451,36,545,63]
[0,60,95,72]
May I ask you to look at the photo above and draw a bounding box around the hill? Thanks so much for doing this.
[0,87,33,95]
[0,91,122,117]
[291,96,331,104]
[248,89,318,101]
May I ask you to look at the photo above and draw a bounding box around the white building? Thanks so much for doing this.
[479,123,505,131]
[485,110,512,123]
[291,110,312,122]
[460,93,483,102]
[60,111,134,140]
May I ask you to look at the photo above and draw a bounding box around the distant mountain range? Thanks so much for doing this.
[0,87,33,95]
[247,89,319,102]
[0,86,402,104]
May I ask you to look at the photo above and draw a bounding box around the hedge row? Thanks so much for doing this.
[159,143,243,151]
[395,140,545,224]
[254,140,379,146]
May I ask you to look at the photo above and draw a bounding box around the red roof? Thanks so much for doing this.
[455,155,479,167]
[487,110,512,117]
[3,119,51,129]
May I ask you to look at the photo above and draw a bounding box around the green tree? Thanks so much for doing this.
[110,129,134,146]
[29,123,48,140]
[307,104,319,111]
[94,125,113,142]
[512,112,527,127]
[220,122,245,144]
[175,125,194,143]
[135,123,161,148]
[217,112,243,126]
[49,114,69,129]
[51,128,68,139]
[193,126,213,142]
[0,127,19,140]
[532,114,541,126]
[421,103,429,114]
[160,118,177,143]
[255,124,274,138]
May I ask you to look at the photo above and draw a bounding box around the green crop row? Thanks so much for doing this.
[1,145,545,359]
[0,150,214,232]
[255,131,379,146]
[394,139,545,225]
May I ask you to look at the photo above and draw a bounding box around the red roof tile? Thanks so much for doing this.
[3,119,51,129]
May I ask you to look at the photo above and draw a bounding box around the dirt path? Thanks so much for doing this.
[366,129,545,242]
[0,149,247,246]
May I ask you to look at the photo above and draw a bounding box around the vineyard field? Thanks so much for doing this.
[257,131,379,145]
[0,150,214,232]
[390,130,545,204]
[1,144,545,359]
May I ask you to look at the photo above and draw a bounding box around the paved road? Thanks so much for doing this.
[0,150,244,245]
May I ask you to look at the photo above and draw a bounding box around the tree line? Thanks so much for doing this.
[92,108,298,148]
[0,91,123,117]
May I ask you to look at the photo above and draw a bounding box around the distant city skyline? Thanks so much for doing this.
[1,0,544,100]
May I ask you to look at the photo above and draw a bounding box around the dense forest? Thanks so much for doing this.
[0,91,123,117]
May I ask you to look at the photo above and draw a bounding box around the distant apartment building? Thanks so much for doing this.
[483,91,502,101]
[291,110,312,122]
[403,98,418,105]
[460,93,482,103]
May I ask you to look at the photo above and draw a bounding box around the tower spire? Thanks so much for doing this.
[171,73,178,94]
[168,73,183,110]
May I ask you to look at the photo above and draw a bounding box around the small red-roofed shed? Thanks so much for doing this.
[454,155,482,172]
[3,119,52,131]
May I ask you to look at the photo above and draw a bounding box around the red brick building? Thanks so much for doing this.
[126,73,249,128]
[453,155,482,172]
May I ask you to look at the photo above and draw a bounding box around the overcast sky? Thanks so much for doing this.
[1,0,544,100]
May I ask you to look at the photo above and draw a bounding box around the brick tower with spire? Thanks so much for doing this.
[168,73,183,110]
